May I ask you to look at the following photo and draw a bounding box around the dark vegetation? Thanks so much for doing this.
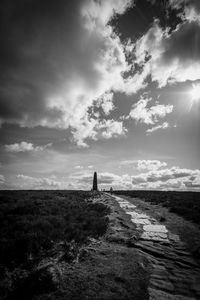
[113,190,200,224]
[0,190,110,299]
[0,190,109,269]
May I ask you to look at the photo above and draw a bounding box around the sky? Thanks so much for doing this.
[0,0,200,190]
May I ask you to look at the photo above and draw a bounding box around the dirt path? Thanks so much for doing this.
[109,194,200,300]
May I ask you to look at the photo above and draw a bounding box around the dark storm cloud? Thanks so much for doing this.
[184,181,200,188]
[111,0,182,42]
[134,16,200,87]
[0,0,134,146]
[162,21,200,63]
[0,0,88,123]
[0,0,82,71]
[169,0,200,17]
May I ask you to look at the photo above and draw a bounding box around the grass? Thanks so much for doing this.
[0,191,150,300]
[112,190,200,224]
[0,190,110,271]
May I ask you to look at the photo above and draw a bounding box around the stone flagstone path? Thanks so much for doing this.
[112,195,200,300]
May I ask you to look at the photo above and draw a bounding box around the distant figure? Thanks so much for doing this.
[110,187,113,194]
[92,172,98,191]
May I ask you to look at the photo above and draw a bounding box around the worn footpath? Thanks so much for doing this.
[109,193,200,300]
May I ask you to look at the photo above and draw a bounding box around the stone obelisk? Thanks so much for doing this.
[92,172,98,191]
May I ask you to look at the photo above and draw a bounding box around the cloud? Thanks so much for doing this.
[134,18,200,87]
[71,171,132,189]
[122,63,150,95]
[74,165,83,169]
[88,165,94,169]
[81,0,133,29]
[16,174,61,189]
[99,172,133,189]
[120,159,167,171]
[0,0,135,146]
[169,0,200,21]
[71,116,99,147]
[118,160,137,167]
[74,167,200,190]
[146,122,169,134]
[120,160,137,166]
[98,172,122,184]
[0,174,5,184]
[129,95,173,125]
[97,92,115,115]
[11,166,200,190]
[184,179,200,188]
[137,160,167,171]
[71,117,127,147]
[100,119,127,139]
[5,141,51,152]
[132,166,200,190]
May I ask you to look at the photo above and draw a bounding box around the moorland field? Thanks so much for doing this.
[113,190,200,224]
[0,190,110,299]
[0,189,199,299]
[0,191,109,268]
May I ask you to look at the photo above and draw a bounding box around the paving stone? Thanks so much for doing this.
[113,195,200,300]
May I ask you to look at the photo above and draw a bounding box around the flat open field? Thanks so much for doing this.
[1,190,200,299]
[0,191,149,300]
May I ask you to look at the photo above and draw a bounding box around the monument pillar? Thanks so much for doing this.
[92,172,98,191]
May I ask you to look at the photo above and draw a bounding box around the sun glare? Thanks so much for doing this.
[190,84,200,103]
[188,83,200,111]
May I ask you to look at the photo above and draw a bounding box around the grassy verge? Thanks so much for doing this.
[0,190,110,299]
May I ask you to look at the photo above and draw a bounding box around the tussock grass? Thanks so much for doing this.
[0,190,110,270]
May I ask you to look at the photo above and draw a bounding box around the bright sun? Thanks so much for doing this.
[190,83,200,103]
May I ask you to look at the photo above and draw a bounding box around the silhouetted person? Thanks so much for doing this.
[110,187,113,194]
[93,172,98,191]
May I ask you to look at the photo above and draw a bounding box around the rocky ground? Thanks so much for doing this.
[112,194,200,300]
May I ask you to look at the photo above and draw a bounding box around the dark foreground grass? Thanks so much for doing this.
[0,190,109,271]
[0,191,149,300]
[113,190,200,224]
